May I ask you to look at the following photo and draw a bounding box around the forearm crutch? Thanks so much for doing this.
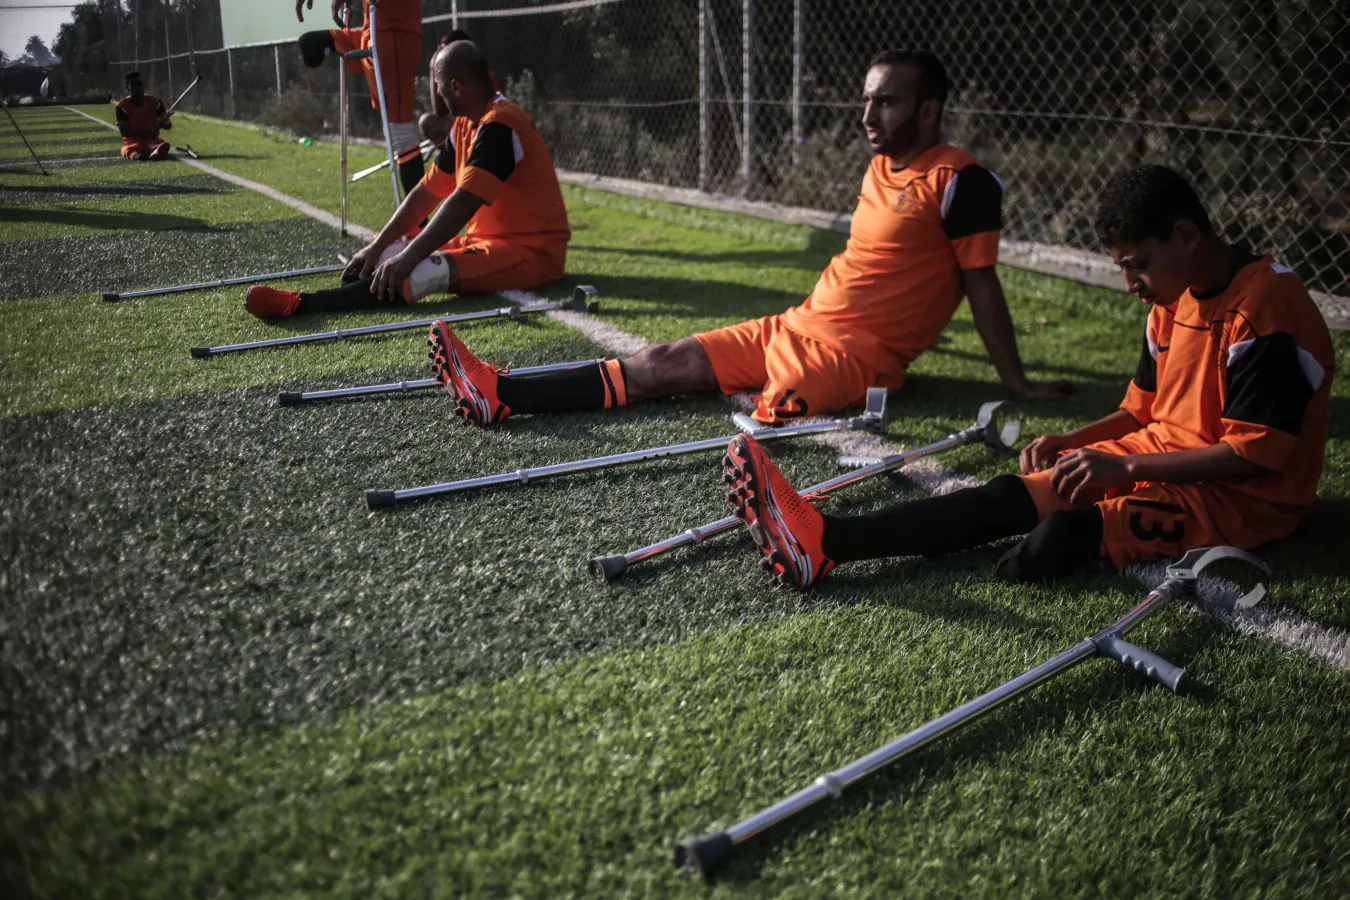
[675,545,1270,878]
[279,359,599,406]
[190,285,598,358]
[339,1,351,235]
[588,401,1021,582]
[104,263,348,302]
[2,103,49,176]
[343,0,402,207]
[364,389,892,510]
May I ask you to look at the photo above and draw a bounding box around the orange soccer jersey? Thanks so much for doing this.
[780,143,1003,383]
[418,95,571,266]
[115,94,165,147]
[1021,251,1335,567]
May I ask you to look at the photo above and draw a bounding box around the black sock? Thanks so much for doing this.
[297,279,400,313]
[398,152,426,197]
[820,474,1040,563]
[497,360,626,414]
[995,508,1104,582]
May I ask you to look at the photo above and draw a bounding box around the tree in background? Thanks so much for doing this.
[21,35,58,67]
[53,2,108,80]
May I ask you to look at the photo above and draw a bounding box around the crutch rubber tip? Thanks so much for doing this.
[588,554,628,583]
[189,347,211,359]
[365,489,397,510]
[102,292,119,302]
[673,831,733,879]
[278,391,304,407]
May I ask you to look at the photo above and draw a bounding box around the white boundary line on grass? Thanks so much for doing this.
[69,101,1349,673]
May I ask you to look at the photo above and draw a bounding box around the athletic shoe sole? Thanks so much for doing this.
[426,321,498,426]
[722,436,822,589]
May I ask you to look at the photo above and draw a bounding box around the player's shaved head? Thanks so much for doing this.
[433,39,492,90]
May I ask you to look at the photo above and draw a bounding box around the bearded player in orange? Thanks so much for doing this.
[115,72,171,161]
[246,38,570,318]
[426,50,1070,429]
[720,164,1335,588]
[295,0,425,197]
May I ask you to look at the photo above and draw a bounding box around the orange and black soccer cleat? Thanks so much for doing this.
[245,285,302,319]
[427,319,513,426]
[149,141,171,161]
[723,434,834,589]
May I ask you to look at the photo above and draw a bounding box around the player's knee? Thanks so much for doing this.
[625,339,715,397]
[995,507,1104,582]
[298,30,335,67]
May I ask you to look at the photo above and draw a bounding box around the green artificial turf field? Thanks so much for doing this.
[1,105,1347,897]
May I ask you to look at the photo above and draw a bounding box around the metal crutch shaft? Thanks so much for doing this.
[277,359,599,406]
[364,411,886,510]
[104,264,348,302]
[588,401,1020,582]
[674,546,1270,878]
[191,300,569,358]
[366,0,402,205]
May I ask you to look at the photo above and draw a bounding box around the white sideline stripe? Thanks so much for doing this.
[1127,563,1350,672]
[66,105,380,241]
[78,97,1347,672]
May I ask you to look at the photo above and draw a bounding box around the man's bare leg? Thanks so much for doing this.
[620,337,721,401]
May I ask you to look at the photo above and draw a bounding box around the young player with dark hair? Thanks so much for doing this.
[427,49,1072,429]
[115,72,171,161]
[246,37,570,318]
[296,0,426,196]
[720,164,1335,587]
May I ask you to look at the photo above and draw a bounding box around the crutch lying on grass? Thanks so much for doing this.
[589,401,1020,583]
[364,388,892,510]
[191,285,599,358]
[674,545,1271,879]
[105,263,348,302]
[280,359,598,406]
[2,102,50,176]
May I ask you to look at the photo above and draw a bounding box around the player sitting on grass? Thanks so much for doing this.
[721,164,1336,587]
[115,72,171,161]
[246,37,570,318]
[426,49,1072,428]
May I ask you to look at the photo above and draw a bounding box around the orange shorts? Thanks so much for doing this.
[331,27,423,123]
[386,236,567,300]
[1018,430,1304,569]
[694,314,903,423]
[120,139,167,159]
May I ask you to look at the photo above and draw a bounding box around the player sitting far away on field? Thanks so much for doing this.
[115,72,171,161]
[295,0,426,196]
[245,38,570,318]
[721,164,1336,588]
[426,49,1072,428]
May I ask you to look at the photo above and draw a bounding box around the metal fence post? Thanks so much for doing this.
[274,44,284,99]
[227,47,236,118]
[163,0,173,100]
[741,0,754,194]
[698,0,710,191]
[792,0,804,167]
[452,0,459,29]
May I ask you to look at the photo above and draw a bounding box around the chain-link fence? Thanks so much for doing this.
[86,0,1350,300]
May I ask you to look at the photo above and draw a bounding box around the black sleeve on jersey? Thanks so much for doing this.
[1133,332,1157,393]
[115,104,129,122]
[466,121,517,182]
[434,140,457,175]
[1223,331,1314,434]
[942,164,1003,240]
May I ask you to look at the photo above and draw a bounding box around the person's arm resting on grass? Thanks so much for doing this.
[964,266,1074,399]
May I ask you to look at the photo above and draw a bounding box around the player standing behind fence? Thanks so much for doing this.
[115,72,171,161]
[296,0,426,197]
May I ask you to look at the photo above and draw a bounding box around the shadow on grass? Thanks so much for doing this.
[3,180,228,199]
[0,205,214,232]
[569,228,845,271]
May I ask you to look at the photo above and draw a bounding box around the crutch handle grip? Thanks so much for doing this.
[102,292,119,302]
[189,346,211,359]
[1095,635,1185,692]
[278,391,304,407]
[588,554,628,583]
[673,830,733,879]
[344,49,374,61]
[365,489,396,509]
